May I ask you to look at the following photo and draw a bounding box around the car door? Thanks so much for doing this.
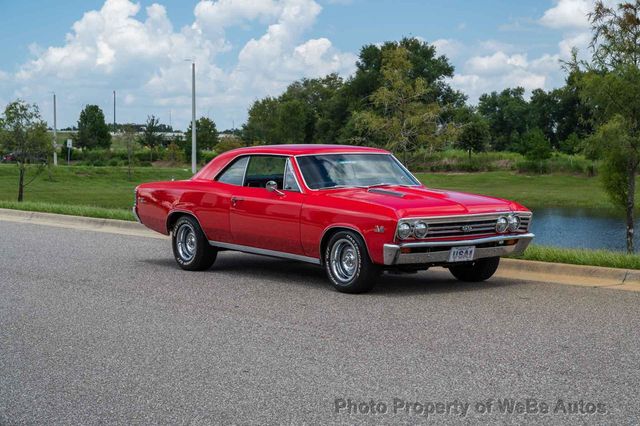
[198,155,250,243]
[229,155,305,255]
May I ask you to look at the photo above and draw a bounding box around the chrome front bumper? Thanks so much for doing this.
[383,233,535,266]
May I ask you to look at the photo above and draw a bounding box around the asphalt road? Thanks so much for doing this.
[1,220,640,425]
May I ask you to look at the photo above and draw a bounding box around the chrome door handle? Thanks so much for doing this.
[231,196,242,207]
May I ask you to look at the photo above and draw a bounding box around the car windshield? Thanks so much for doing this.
[295,153,420,190]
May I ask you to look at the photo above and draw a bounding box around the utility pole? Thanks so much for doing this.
[52,92,57,166]
[113,90,116,132]
[190,60,196,173]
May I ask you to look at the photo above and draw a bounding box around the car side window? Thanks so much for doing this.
[216,156,249,186]
[244,156,287,189]
[283,159,301,192]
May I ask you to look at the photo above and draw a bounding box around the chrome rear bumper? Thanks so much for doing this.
[383,233,534,266]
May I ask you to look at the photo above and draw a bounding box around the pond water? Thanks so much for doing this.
[529,208,638,252]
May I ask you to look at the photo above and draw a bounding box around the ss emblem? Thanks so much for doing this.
[461,225,473,232]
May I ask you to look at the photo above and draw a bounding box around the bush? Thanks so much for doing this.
[519,128,552,161]
[215,137,244,153]
[516,160,549,174]
[163,142,185,164]
[200,150,217,164]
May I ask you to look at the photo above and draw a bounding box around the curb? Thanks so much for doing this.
[497,258,640,291]
[1,208,639,292]
[0,208,167,239]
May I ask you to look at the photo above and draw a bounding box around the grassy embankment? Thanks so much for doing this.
[1,164,639,269]
[0,165,192,220]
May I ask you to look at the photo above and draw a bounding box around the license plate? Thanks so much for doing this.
[448,246,475,262]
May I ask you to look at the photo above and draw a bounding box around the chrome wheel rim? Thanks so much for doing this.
[330,238,358,283]
[176,223,197,262]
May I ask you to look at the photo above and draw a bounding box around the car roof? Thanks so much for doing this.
[225,144,390,156]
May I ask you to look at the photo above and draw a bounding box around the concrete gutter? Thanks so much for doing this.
[497,258,640,292]
[0,208,167,239]
[1,207,639,292]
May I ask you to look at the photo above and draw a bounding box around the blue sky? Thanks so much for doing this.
[0,0,597,130]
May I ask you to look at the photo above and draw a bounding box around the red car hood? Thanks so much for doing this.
[325,185,521,218]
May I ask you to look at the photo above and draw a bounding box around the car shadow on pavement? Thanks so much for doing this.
[373,271,521,296]
[141,253,523,295]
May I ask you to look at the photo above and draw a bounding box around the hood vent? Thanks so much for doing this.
[367,188,406,198]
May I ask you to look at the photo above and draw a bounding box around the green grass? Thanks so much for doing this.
[0,200,135,221]
[516,245,640,270]
[416,171,623,211]
[0,164,192,209]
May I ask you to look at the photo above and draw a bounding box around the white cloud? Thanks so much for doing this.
[4,0,356,129]
[558,31,591,57]
[451,49,558,103]
[466,51,528,74]
[432,38,463,59]
[540,0,592,29]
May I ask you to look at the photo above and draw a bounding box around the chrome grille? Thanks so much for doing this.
[399,212,532,240]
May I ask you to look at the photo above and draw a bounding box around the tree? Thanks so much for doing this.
[477,88,529,151]
[0,100,52,201]
[457,119,490,158]
[140,115,163,161]
[347,37,465,110]
[186,117,219,150]
[574,1,640,252]
[350,46,447,163]
[519,128,552,161]
[76,105,111,149]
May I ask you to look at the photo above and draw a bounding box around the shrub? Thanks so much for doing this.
[516,159,549,174]
[163,142,185,164]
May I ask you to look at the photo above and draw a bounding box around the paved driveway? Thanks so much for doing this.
[1,220,639,424]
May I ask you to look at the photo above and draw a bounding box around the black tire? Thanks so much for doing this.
[449,257,500,282]
[171,215,217,271]
[324,231,380,294]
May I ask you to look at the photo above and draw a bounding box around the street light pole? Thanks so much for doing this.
[52,92,57,166]
[113,90,116,132]
[191,61,196,174]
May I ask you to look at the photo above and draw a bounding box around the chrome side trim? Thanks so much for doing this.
[166,209,206,235]
[318,225,373,265]
[383,233,535,265]
[208,240,321,265]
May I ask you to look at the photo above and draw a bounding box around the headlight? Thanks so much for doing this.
[413,221,429,238]
[397,222,413,239]
[495,216,509,233]
[507,214,520,232]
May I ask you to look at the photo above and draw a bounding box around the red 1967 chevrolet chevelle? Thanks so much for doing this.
[134,144,534,293]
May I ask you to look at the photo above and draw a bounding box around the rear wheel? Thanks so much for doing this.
[172,216,217,271]
[324,231,380,293]
[449,257,500,282]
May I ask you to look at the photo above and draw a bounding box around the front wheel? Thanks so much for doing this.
[449,257,500,282]
[324,231,380,293]
[172,216,217,271]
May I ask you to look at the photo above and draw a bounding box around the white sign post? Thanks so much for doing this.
[66,139,72,165]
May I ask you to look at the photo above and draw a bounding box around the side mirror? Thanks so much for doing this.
[265,180,284,196]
